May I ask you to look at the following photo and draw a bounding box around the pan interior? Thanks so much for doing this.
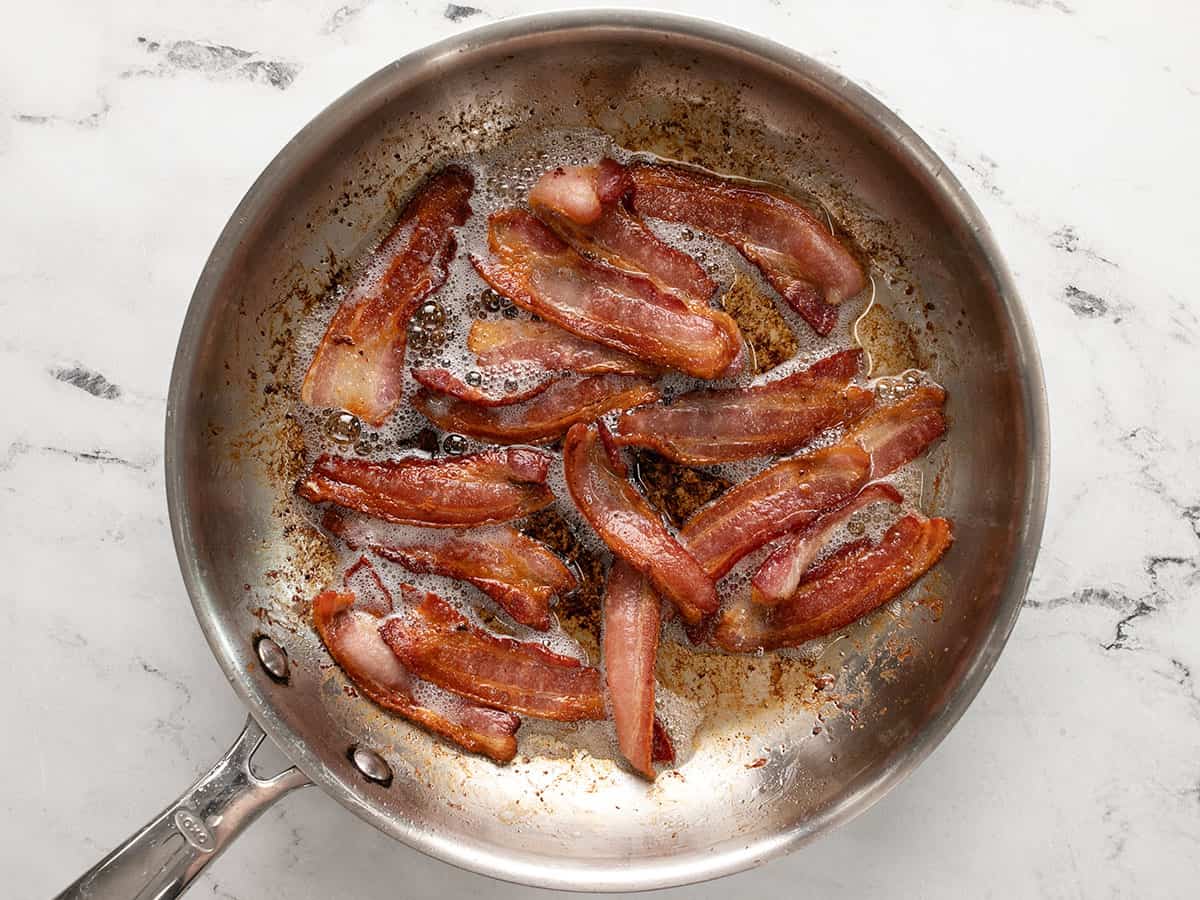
[168,15,1044,891]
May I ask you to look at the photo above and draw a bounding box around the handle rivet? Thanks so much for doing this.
[173,808,216,853]
[254,635,290,683]
[349,746,393,787]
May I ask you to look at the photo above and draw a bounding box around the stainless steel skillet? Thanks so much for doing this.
[58,11,1049,898]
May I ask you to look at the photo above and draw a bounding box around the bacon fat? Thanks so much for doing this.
[409,366,555,407]
[468,318,658,377]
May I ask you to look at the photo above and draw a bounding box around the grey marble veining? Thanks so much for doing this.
[2,0,1197,897]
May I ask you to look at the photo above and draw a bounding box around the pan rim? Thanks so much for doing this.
[166,9,1050,892]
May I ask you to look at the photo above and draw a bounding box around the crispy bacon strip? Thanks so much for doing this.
[297,448,554,527]
[301,167,473,424]
[627,162,866,335]
[529,159,716,304]
[323,511,574,631]
[409,367,555,407]
[468,319,659,376]
[312,589,519,762]
[472,210,744,379]
[603,562,661,779]
[846,385,948,478]
[679,444,871,579]
[379,590,604,720]
[564,423,717,623]
[613,349,873,464]
[415,373,660,445]
[714,515,953,651]
[751,483,903,606]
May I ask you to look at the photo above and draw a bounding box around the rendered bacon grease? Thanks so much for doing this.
[295,147,952,779]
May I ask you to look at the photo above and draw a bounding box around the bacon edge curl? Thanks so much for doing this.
[750,482,903,607]
[529,159,716,305]
[847,384,947,478]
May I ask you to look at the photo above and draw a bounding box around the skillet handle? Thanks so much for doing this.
[55,716,311,900]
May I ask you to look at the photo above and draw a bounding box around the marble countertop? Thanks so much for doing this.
[3,0,1197,897]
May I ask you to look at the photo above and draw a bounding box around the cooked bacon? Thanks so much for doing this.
[564,423,717,624]
[846,384,947,478]
[737,384,944,603]
[613,349,873,464]
[679,444,871,579]
[714,515,953,651]
[602,562,661,778]
[379,590,604,720]
[751,483,903,606]
[301,167,473,424]
[415,373,659,445]
[529,159,716,304]
[312,589,519,762]
[468,319,659,376]
[627,162,866,335]
[323,510,574,631]
[472,210,744,379]
[409,367,555,407]
[297,448,554,527]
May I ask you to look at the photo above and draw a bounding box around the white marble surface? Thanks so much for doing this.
[2,0,1197,896]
